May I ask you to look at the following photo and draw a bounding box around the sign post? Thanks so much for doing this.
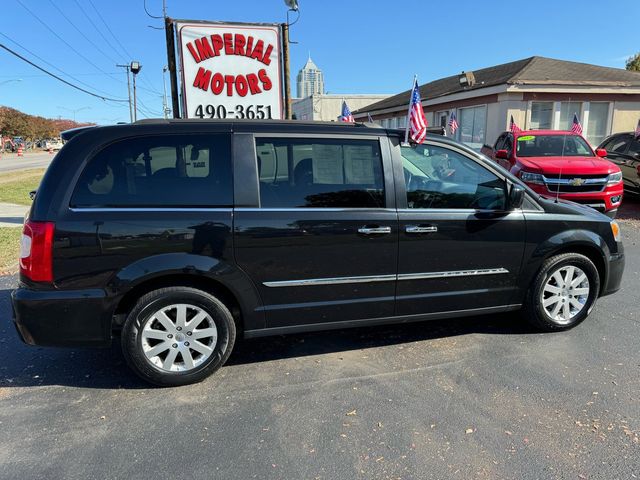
[173,20,285,120]
[165,17,181,119]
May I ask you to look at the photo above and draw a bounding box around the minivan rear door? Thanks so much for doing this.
[233,131,398,332]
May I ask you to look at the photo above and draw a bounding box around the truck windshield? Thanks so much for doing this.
[516,135,593,157]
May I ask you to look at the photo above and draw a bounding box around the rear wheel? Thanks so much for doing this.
[523,253,600,331]
[121,287,236,386]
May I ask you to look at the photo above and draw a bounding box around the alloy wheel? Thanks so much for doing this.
[140,303,218,372]
[540,266,591,325]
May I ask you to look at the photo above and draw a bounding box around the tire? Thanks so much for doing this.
[523,253,600,332]
[121,287,236,386]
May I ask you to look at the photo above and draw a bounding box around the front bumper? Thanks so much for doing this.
[11,287,113,347]
[601,248,625,297]
[527,183,624,213]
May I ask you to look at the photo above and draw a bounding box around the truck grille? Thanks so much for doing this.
[543,174,607,193]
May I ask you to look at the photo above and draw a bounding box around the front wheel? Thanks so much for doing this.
[523,253,600,331]
[121,287,236,386]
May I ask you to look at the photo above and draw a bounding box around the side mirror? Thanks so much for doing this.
[495,149,509,160]
[595,148,607,158]
[509,184,525,210]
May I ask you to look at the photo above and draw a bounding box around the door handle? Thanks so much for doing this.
[358,226,391,235]
[405,225,438,234]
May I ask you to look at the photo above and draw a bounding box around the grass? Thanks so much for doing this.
[0,169,45,206]
[0,227,22,274]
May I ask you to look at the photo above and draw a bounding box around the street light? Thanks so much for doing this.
[130,61,142,122]
[57,106,91,122]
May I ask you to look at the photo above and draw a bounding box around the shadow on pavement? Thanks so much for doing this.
[0,281,535,390]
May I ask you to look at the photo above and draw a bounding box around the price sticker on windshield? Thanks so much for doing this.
[518,135,536,141]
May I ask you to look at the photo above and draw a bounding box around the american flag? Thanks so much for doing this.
[635,118,640,139]
[571,113,583,135]
[510,115,522,134]
[406,78,427,143]
[340,101,354,122]
[448,111,459,136]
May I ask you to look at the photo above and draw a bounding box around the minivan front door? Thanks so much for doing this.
[233,133,398,331]
[393,140,526,317]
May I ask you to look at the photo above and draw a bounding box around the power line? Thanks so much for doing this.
[143,0,163,19]
[0,42,128,103]
[85,0,163,96]
[47,0,120,65]
[87,0,134,59]
[0,32,124,98]
[15,0,127,87]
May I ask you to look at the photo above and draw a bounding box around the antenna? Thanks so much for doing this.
[555,102,570,203]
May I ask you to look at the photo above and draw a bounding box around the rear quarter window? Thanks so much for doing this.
[70,134,232,208]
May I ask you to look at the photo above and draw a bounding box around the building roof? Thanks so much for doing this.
[355,56,640,115]
[300,54,320,72]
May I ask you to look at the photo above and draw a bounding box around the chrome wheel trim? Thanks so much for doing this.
[141,303,218,372]
[540,266,590,325]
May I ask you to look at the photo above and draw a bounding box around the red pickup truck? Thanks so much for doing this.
[481,130,623,217]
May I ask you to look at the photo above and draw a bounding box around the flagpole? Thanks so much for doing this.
[404,75,417,145]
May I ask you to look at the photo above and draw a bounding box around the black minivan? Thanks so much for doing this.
[12,120,624,386]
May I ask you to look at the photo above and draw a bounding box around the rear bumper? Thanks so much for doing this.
[11,287,112,347]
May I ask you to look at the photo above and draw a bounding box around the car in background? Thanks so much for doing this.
[598,132,640,194]
[44,138,64,151]
[481,130,623,217]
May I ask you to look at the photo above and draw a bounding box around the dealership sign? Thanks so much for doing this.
[176,21,283,120]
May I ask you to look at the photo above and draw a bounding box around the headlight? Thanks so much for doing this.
[607,171,622,186]
[610,220,621,242]
[519,171,544,185]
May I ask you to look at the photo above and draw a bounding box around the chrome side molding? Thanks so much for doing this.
[263,268,509,287]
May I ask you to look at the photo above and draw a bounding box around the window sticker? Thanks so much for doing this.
[517,135,535,142]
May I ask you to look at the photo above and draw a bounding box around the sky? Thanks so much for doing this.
[0,0,638,125]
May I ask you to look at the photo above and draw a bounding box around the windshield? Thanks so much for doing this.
[515,134,593,157]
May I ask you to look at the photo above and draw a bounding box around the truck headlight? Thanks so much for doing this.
[519,171,544,185]
[610,220,621,242]
[607,171,622,186]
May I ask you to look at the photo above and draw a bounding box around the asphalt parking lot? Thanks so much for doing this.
[1,205,639,479]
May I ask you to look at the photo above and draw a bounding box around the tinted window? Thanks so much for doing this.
[602,135,631,154]
[493,134,505,151]
[629,139,640,157]
[71,135,232,207]
[401,144,506,210]
[256,138,384,208]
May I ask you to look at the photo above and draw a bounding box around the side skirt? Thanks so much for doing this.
[243,304,522,339]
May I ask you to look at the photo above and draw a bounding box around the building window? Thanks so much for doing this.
[458,105,486,148]
[436,111,449,128]
[397,116,407,129]
[530,102,553,129]
[587,102,610,146]
[559,102,582,130]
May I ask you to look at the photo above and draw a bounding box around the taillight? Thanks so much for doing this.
[20,220,55,282]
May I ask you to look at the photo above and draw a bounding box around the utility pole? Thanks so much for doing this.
[116,64,133,122]
[282,23,292,120]
[162,66,170,119]
[130,61,142,122]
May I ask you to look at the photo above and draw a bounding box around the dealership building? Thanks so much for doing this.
[353,56,640,148]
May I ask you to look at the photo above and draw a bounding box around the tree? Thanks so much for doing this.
[626,53,640,72]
